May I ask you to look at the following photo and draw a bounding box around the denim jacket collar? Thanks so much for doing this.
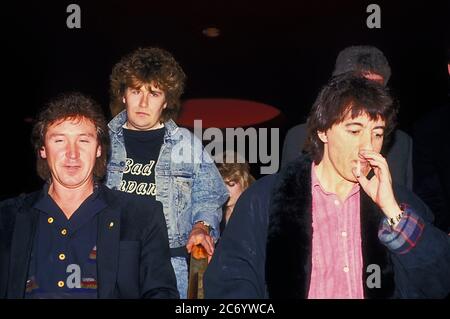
[108,110,127,135]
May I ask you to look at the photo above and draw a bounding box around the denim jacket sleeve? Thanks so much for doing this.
[190,135,228,241]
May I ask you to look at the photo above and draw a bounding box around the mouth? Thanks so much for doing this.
[136,112,149,116]
[64,165,81,171]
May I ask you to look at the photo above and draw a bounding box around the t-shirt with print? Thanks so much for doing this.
[121,126,165,209]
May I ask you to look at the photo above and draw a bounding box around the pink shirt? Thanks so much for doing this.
[308,164,364,299]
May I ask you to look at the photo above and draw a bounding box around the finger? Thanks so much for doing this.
[364,157,387,169]
[359,151,389,170]
[200,235,215,255]
[353,166,370,192]
[359,150,386,161]
[207,237,215,255]
[186,240,194,253]
[190,233,214,255]
[202,243,214,256]
[365,158,391,184]
[359,151,389,174]
[186,233,203,252]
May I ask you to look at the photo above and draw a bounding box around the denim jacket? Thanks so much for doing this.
[105,111,228,248]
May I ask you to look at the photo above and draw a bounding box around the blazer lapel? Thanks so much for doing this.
[97,207,121,298]
[7,210,38,298]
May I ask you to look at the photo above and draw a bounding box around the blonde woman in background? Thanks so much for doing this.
[216,151,255,233]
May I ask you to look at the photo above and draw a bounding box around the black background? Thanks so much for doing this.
[1,0,449,199]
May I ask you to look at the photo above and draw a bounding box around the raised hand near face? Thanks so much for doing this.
[353,150,403,222]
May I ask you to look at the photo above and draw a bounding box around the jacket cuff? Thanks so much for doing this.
[378,205,425,254]
[193,214,220,240]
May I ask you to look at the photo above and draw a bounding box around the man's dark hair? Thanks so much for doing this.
[31,92,110,181]
[305,73,397,164]
[332,45,391,86]
[109,47,186,120]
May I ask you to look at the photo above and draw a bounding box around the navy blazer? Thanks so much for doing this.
[0,185,179,299]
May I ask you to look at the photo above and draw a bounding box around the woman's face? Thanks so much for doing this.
[224,179,244,207]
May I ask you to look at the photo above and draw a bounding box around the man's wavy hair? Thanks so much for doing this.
[304,73,397,164]
[109,47,186,120]
[31,92,110,181]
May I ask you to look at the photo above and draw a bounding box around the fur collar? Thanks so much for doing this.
[266,155,394,299]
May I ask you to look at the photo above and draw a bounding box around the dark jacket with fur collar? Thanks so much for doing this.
[205,155,450,299]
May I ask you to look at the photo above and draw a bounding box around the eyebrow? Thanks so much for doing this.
[48,133,95,138]
[345,122,364,127]
[149,88,163,94]
[79,133,96,138]
[128,86,163,94]
[345,122,385,130]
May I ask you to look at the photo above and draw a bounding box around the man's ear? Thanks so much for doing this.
[163,101,168,109]
[317,131,328,143]
[39,146,47,159]
[96,145,101,158]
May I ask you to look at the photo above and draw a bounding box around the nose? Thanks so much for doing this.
[139,92,149,108]
[66,142,79,159]
[360,131,374,151]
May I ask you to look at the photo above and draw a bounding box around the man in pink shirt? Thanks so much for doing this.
[205,73,450,299]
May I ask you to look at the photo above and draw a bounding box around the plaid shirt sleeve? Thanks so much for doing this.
[378,205,425,254]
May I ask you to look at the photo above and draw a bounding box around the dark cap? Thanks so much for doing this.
[332,45,391,86]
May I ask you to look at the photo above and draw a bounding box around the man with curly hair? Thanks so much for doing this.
[105,47,228,298]
[0,92,178,298]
